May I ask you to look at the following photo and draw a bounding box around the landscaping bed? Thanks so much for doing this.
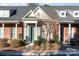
[32,37,61,51]
[0,46,26,51]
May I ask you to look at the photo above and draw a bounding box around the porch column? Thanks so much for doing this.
[15,23,17,39]
[24,23,26,40]
[2,23,4,38]
[59,24,61,41]
[35,23,37,40]
[68,23,71,44]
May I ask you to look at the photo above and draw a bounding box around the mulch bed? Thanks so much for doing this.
[0,46,26,51]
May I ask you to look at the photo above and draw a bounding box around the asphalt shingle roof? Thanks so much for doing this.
[0,6,79,22]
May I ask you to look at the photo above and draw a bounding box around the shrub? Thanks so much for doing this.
[38,36,47,44]
[34,40,41,46]
[0,39,9,48]
[53,35,59,43]
[20,40,27,46]
[10,39,22,48]
[18,33,23,40]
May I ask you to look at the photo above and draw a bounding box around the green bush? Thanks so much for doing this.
[0,39,9,48]
[53,35,59,43]
[18,33,23,40]
[38,36,47,44]
[10,39,22,48]
[34,40,41,46]
[20,40,27,46]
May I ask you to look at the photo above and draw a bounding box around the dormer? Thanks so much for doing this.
[0,9,16,18]
[68,10,79,17]
[73,11,79,17]
[56,10,66,17]
[0,10,10,17]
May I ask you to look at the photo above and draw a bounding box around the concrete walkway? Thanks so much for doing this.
[0,45,79,56]
[22,44,79,56]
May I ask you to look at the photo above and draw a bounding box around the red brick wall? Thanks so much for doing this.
[64,27,69,42]
[63,24,79,43]
[4,23,23,40]
[4,27,11,39]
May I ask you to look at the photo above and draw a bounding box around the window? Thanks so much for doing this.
[61,12,65,15]
[0,10,10,17]
[56,10,66,17]
[60,11,66,17]
[0,27,3,38]
[74,11,79,17]
[75,12,78,15]
[11,27,16,38]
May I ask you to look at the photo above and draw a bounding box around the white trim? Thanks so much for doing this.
[60,21,79,23]
[24,23,26,40]
[21,18,40,20]
[15,23,17,39]
[24,21,37,23]
[68,23,71,44]
[22,10,33,19]
[0,21,18,23]
[33,6,52,21]
[33,22,38,41]
[2,23,4,38]
[59,24,61,41]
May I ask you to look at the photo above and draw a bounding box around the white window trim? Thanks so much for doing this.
[73,11,79,17]
[56,10,66,17]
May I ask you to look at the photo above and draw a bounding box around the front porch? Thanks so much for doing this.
[23,21,47,43]
[59,23,79,44]
[0,22,23,40]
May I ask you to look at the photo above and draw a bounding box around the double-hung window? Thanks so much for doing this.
[11,27,16,38]
[0,27,3,38]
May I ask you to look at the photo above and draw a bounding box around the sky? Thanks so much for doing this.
[1,3,79,6]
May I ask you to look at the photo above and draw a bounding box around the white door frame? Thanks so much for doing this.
[23,21,38,42]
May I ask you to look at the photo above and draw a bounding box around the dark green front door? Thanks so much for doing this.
[29,26,34,42]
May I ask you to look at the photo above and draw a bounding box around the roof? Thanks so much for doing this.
[0,6,79,22]
[0,6,36,21]
[40,6,79,22]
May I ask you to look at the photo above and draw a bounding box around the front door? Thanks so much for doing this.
[29,26,34,42]
[26,25,36,43]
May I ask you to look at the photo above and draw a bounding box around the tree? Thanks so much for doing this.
[27,3,39,6]
[42,20,59,42]
[43,4,49,7]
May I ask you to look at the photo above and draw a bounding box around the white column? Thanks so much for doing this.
[24,23,26,40]
[59,24,61,41]
[2,23,4,38]
[15,23,17,39]
[35,23,37,40]
[68,23,71,44]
